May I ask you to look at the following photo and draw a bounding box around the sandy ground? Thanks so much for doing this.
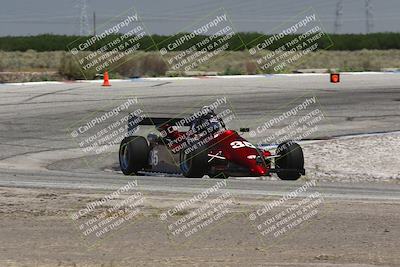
[0,185,399,267]
[303,132,400,183]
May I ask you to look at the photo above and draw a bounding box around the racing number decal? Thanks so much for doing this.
[150,150,159,166]
[230,141,255,149]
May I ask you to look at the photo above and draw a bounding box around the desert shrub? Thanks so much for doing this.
[0,50,62,71]
[222,66,243,75]
[59,52,96,80]
[244,60,257,74]
[115,59,141,78]
[139,54,168,76]
[0,53,4,71]
[114,54,167,77]
[166,71,185,77]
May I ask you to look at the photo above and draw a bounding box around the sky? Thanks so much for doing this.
[0,0,399,36]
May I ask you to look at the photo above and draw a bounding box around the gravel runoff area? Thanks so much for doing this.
[302,132,400,183]
[0,185,399,267]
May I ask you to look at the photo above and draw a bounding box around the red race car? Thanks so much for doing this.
[119,108,305,180]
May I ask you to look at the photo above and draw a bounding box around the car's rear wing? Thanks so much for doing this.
[128,115,190,130]
[128,115,249,134]
[138,117,188,126]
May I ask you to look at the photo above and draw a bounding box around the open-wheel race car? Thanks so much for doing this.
[119,107,305,180]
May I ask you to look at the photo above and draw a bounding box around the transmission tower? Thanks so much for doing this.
[78,0,90,36]
[334,0,343,33]
[365,0,374,33]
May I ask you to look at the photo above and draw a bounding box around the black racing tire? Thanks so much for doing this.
[276,141,304,180]
[179,146,208,178]
[119,136,149,175]
[209,172,229,179]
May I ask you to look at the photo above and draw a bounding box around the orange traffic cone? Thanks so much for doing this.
[102,71,111,86]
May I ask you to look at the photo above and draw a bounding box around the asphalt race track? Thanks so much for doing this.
[0,73,400,197]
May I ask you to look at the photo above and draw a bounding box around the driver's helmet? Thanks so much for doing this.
[192,106,220,133]
[201,105,216,119]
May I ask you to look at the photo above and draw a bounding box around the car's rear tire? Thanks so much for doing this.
[119,136,149,175]
[179,146,208,178]
[276,141,304,180]
[209,172,229,179]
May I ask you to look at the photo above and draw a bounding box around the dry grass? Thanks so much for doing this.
[0,50,63,72]
[1,49,400,81]
[293,49,400,71]
[196,49,400,73]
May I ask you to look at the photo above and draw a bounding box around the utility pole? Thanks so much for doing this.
[93,12,96,36]
[365,0,374,33]
[334,0,343,33]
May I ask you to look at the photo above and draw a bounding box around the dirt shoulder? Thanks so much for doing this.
[0,186,398,267]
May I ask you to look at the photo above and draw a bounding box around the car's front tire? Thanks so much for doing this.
[276,141,304,180]
[119,136,149,175]
[179,146,208,178]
